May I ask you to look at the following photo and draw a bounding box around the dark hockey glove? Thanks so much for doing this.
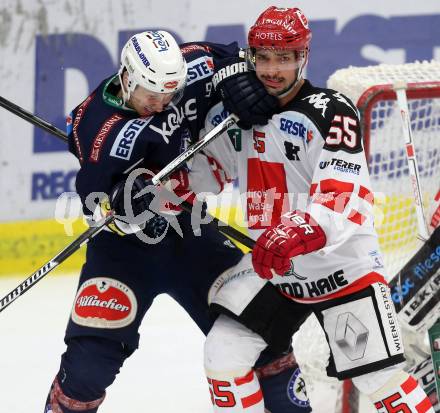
[212,57,279,130]
[109,174,157,225]
[109,169,192,225]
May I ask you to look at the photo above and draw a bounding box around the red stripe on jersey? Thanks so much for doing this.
[431,207,440,229]
[313,179,353,213]
[320,178,354,194]
[401,376,418,394]
[234,370,254,386]
[348,209,366,225]
[358,185,374,205]
[310,183,318,196]
[89,113,125,163]
[241,389,263,408]
[416,396,434,413]
[282,271,387,303]
[247,158,289,229]
[435,190,440,202]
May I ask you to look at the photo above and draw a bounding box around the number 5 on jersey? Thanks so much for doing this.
[253,130,266,153]
[207,378,237,408]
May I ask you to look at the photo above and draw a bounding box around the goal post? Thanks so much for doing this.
[326,61,440,413]
[328,60,440,277]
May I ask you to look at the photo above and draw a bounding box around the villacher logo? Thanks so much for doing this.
[72,278,137,329]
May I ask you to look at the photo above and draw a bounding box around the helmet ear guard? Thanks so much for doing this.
[118,30,188,104]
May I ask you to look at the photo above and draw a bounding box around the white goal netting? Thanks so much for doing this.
[328,60,440,277]
[294,61,440,412]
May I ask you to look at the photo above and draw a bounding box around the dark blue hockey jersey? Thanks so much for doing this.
[66,42,239,214]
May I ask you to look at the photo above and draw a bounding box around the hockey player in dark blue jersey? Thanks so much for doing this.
[44,30,310,413]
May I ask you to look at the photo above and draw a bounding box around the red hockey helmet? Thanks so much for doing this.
[248,6,312,50]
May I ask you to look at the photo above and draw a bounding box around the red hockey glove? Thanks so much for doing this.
[252,211,327,279]
[162,169,195,213]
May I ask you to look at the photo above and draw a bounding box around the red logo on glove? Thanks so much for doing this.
[252,211,326,279]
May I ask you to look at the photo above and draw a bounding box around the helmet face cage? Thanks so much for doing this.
[246,7,311,93]
[245,47,308,72]
[118,30,187,107]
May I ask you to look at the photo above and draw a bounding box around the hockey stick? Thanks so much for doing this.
[0,111,255,313]
[391,83,439,327]
[394,83,430,241]
[0,213,114,313]
[0,97,254,248]
[0,95,67,143]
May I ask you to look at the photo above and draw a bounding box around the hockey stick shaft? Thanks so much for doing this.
[0,97,254,247]
[151,114,238,185]
[0,105,254,312]
[0,94,237,184]
[394,85,430,240]
[0,213,114,313]
[0,95,68,143]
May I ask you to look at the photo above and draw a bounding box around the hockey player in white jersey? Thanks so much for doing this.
[190,6,435,412]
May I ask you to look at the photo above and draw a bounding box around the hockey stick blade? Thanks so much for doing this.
[0,214,114,313]
[0,97,253,249]
[389,225,440,332]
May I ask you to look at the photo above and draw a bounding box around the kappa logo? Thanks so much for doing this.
[149,99,197,143]
[333,92,358,116]
[302,93,330,117]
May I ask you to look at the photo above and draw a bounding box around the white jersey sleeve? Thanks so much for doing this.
[189,102,238,196]
[304,93,375,254]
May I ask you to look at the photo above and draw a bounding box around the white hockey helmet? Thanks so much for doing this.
[118,30,187,103]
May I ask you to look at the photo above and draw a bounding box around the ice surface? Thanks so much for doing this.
[0,273,336,412]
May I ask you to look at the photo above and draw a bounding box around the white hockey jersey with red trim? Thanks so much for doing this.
[190,79,388,302]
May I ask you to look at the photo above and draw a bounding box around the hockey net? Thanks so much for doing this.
[293,61,440,412]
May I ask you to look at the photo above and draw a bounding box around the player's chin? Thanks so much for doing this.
[265,85,284,96]
[140,108,155,117]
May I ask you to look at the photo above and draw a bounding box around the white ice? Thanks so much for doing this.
[0,273,340,413]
